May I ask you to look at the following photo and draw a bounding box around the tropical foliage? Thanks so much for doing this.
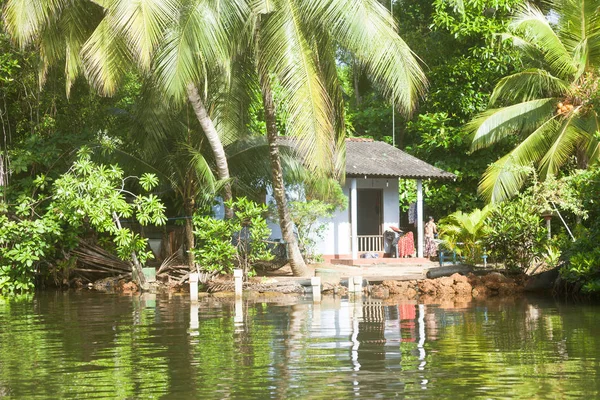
[2,0,600,296]
[484,196,546,272]
[559,166,600,293]
[439,206,494,265]
[52,149,167,282]
[191,197,272,277]
[0,149,167,293]
[468,0,600,202]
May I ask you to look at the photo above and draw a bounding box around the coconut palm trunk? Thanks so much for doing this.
[186,83,234,219]
[259,70,308,277]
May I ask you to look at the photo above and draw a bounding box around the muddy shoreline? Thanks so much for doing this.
[85,269,532,302]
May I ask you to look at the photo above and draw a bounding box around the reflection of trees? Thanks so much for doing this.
[1,294,600,398]
[418,297,600,398]
[0,292,170,398]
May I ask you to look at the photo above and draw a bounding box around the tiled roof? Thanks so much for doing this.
[278,137,456,180]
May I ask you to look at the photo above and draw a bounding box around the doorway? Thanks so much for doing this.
[357,189,383,235]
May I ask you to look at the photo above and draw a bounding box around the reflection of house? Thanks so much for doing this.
[269,138,455,262]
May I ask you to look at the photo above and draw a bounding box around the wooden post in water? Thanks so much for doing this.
[311,276,321,302]
[234,269,243,298]
[189,273,199,302]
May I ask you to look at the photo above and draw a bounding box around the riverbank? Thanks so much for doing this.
[87,262,532,302]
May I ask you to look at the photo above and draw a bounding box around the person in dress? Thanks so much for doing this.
[424,216,438,259]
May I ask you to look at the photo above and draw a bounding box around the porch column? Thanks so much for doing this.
[417,179,424,258]
[351,178,358,260]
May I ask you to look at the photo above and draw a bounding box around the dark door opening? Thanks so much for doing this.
[357,189,383,236]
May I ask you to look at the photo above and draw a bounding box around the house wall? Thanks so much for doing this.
[268,177,400,259]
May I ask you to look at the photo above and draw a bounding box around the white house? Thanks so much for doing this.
[268,138,455,263]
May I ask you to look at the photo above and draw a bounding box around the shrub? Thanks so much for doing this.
[0,204,63,294]
[439,206,493,265]
[0,149,167,294]
[289,200,337,263]
[557,166,600,293]
[192,198,273,277]
[485,196,547,272]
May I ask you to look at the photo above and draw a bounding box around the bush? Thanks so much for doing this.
[0,205,63,294]
[557,166,600,293]
[439,206,493,265]
[192,197,273,277]
[485,196,547,273]
[289,200,337,263]
[0,149,167,294]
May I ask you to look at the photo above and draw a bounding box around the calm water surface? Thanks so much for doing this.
[0,292,599,399]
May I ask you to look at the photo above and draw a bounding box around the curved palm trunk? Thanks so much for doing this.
[186,83,234,219]
[259,70,309,277]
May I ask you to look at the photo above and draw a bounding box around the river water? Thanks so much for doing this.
[0,292,598,399]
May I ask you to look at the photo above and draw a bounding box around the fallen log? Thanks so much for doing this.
[426,264,473,279]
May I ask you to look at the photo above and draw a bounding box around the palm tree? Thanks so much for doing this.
[3,0,427,277]
[2,0,238,214]
[244,0,427,276]
[467,0,600,203]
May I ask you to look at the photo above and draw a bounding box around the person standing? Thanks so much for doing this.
[424,216,438,259]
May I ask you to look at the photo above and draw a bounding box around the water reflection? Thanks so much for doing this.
[0,293,599,398]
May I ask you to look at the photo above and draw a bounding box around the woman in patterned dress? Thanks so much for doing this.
[424,216,438,259]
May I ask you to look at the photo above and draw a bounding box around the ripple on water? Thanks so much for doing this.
[0,293,599,399]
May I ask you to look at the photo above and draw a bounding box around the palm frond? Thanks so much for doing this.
[153,0,234,102]
[81,18,132,96]
[258,0,336,176]
[2,0,65,47]
[184,143,218,193]
[211,52,260,146]
[302,0,426,116]
[479,117,560,202]
[539,111,593,176]
[490,69,570,106]
[110,0,178,71]
[469,98,555,151]
[577,114,600,164]
[510,3,576,79]
[60,2,103,95]
[554,0,600,68]
[313,31,347,181]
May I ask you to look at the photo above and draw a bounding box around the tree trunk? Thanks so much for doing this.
[112,212,149,290]
[353,59,361,107]
[186,83,234,219]
[258,69,309,277]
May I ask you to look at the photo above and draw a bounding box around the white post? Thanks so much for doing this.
[351,178,358,260]
[189,272,199,302]
[189,302,199,336]
[546,218,552,240]
[417,304,426,371]
[353,276,363,294]
[416,179,424,258]
[311,276,321,303]
[233,269,243,298]
[234,298,243,325]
